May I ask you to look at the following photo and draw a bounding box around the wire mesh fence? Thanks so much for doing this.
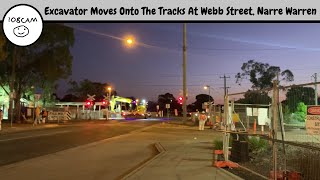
[221,81,320,179]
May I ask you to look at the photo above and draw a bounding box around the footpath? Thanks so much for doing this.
[124,122,243,180]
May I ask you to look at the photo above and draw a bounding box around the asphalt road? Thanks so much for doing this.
[0,119,160,166]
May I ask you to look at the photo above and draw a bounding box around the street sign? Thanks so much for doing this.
[306,106,320,134]
[166,104,170,109]
[87,94,96,101]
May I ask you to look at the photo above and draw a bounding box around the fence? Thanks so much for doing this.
[223,80,320,180]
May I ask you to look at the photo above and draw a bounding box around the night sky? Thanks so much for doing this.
[58,23,320,104]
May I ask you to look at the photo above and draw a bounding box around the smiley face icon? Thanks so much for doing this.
[13,25,29,37]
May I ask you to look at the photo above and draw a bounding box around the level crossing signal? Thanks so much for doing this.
[178,96,183,105]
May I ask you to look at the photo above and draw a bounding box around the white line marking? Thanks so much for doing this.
[0,130,72,142]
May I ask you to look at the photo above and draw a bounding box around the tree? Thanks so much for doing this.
[60,94,80,102]
[147,101,158,112]
[0,23,74,122]
[236,90,271,105]
[236,60,294,90]
[192,94,214,112]
[285,86,315,113]
[157,93,181,113]
[68,79,115,101]
[0,26,6,61]
[291,102,307,122]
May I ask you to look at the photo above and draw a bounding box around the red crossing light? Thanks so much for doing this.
[178,96,183,104]
[85,100,93,108]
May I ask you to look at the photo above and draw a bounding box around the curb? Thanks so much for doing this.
[121,142,167,180]
[217,168,245,180]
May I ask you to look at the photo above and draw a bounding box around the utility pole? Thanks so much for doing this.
[220,74,230,98]
[312,73,318,105]
[182,23,187,124]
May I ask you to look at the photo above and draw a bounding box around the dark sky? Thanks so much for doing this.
[58,23,320,104]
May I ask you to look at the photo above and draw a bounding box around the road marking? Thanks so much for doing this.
[0,130,72,142]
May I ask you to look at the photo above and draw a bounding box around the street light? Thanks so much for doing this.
[204,85,213,122]
[126,38,133,45]
[106,86,112,120]
[124,36,135,48]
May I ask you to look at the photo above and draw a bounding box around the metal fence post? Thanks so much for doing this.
[223,95,230,161]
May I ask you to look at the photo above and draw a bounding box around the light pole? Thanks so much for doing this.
[107,87,112,120]
[135,99,139,111]
[204,85,213,123]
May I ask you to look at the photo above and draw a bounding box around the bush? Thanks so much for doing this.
[213,140,223,150]
[213,136,233,150]
[248,136,269,153]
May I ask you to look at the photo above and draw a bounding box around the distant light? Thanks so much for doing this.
[126,38,133,44]
[142,99,146,104]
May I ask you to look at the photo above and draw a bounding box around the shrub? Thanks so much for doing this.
[248,136,269,153]
[213,136,233,150]
[213,140,223,150]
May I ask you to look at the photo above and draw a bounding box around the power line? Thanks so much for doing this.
[189,47,298,51]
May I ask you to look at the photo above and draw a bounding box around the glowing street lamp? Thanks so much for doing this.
[126,38,133,45]
[204,85,213,120]
[124,36,135,48]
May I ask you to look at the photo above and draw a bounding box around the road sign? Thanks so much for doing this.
[166,104,170,109]
[306,106,320,134]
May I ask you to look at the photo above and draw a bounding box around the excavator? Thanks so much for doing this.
[109,96,147,118]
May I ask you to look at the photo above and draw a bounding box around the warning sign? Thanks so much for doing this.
[306,106,320,134]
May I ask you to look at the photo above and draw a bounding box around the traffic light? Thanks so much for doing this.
[102,99,109,106]
[178,96,183,105]
[85,100,93,108]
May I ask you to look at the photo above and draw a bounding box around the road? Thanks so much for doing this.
[0,119,160,166]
